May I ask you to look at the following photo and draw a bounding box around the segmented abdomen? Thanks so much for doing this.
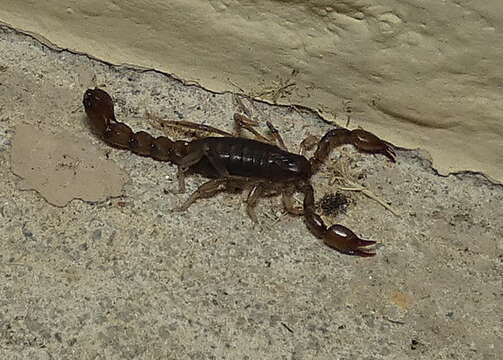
[189,137,311,181]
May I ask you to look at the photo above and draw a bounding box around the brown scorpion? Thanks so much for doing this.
[83,87,396,257]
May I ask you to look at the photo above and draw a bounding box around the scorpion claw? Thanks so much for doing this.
[323,224,377,257]
[350,129,396,163]
[381,143,396,163]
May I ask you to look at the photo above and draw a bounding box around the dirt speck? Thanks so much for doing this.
[390,290,414,310]
[319,192,350,216]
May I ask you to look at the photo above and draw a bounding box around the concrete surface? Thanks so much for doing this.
[0,26,501,359]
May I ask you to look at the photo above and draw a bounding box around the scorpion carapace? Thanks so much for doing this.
[83,87,396,257]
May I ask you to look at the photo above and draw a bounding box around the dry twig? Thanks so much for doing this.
[329,154,401,217]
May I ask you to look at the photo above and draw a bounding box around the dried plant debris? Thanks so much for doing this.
[11,123,127,206]
[230,69,300,104]
[329,152,400,217]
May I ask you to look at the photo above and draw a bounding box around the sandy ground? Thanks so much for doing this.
[0,26,501,360]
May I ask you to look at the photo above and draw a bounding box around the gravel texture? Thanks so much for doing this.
[0,26,501,360]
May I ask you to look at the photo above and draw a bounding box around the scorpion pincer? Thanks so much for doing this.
[83,87,396,257]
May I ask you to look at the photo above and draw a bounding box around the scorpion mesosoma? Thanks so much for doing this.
[83,87,396,257]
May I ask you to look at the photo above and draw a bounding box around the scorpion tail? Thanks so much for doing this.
[83,88,181,163]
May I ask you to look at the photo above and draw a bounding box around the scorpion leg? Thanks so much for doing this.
[175,178,229,211]
[152,118,234,138]
[246,183,264,223]
[302,183,376,257]
[204,149,230,177]
[176,167,187,193]
[266,121,288,151]
[177,148,204,169]
[175,144,230,193]
[234,113,288,151]
[233,113,271,143]
[281,186,303,216]
[178,144,230,177]
[310,128,396,173]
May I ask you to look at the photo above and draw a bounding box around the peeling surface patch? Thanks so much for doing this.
[11,124,127,206]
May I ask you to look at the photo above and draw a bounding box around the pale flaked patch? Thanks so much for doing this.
[11,124,127,206]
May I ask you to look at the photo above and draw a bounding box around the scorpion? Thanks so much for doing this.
[82,87,396,257]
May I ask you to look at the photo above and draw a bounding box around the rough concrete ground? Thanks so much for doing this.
[0,26,501,359]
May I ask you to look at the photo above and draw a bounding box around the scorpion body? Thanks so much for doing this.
[187,137,312,181]
[83,88,395,257]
